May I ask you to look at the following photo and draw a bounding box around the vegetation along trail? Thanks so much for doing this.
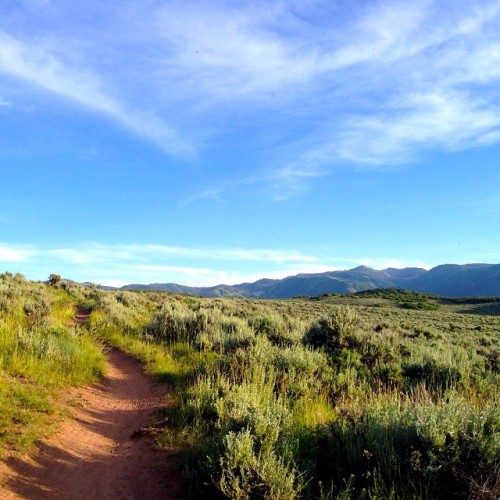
[0,346,183,499]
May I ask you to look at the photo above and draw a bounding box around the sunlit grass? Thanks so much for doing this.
[292,393,336,428]
[0,273,105,456]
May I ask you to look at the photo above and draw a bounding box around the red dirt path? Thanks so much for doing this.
[0,347,183,499]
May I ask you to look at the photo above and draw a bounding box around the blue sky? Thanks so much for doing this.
[1,0,500,287]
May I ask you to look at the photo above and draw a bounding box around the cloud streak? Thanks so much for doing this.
[45,243,315,265]
[151,0,500,198]
[2,1,500,196]
[0,28,189,155]
[0,242,316,286]
[0,245,39,262]
[264,1,500,194]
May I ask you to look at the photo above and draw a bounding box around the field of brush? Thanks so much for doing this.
[1,274,499,499]
[0,273,104,453]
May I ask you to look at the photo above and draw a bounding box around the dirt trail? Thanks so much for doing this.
[74,305,90,326]
[0,345,183,499]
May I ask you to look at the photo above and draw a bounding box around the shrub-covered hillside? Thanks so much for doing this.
[86,288,499,499]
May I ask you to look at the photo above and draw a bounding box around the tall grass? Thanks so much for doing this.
[0,273,105,455]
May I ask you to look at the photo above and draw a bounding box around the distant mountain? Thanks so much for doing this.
[120,263,500,298]
[408,264,500,296]
[384,267,427,281]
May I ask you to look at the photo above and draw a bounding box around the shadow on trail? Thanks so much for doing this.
[1,349,183,500]
[3,442,107,498]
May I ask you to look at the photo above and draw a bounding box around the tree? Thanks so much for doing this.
[48,273,62,286]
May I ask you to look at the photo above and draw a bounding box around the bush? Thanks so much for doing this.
[307,395,500,498]
[403,359,462,392]
[217,429,302,499]
[23,298,51,327]
[48,273,62,286]
[304,305,359,351]
[145,304,204,343]
[248,313,305,347]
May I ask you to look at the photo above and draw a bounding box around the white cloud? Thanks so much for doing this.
[2,242,315,286]
[3,1,500,198]
[0,29,189,155]
[261,1,500,194]
[0,245,38,262]
[334,91,500,164]
[181,189,222,206]
[148,0,500,199]
[154,2,321,104]
[45,243,315,265]
[119,263,220,281]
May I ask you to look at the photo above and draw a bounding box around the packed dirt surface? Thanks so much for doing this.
[0,348,183,499]
[74,305,91,326]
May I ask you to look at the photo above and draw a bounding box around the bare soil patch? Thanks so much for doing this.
[0,348,183,499]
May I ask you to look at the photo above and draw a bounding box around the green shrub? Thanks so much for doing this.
[248,313,305,347]
[217,429,302,499]
[403,359,462,392]
[145,304,202,343]
[304,305,359,351]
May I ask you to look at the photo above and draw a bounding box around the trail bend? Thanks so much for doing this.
[0,347,183,499]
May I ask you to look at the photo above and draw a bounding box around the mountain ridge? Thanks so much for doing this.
[118,263,500,298]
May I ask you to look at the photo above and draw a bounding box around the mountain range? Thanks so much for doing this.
[119,263,500,298]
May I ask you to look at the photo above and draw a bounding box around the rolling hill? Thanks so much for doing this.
[120,263,500,298]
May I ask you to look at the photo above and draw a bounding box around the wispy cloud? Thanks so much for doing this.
[0,244,38,262]
[0,242,316,286]
[153,0,500,198]
[154,2,321,103]
[271,90,500,187]
[0,29,189,155]
[181,189,223,206]
[262,1,500,195]
[2,1,500,197]
[46,243,315,265]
